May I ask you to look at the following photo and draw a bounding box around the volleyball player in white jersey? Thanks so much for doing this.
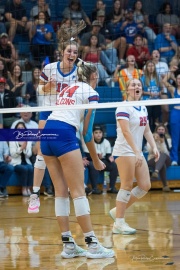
[40,61,115,259]
[28,39,78,214]
[109,79,159,234]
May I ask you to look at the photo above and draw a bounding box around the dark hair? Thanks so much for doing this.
[159,2,173,14]
[38,11,49,24]
[133,0,145,15]
[134,34,143,41]
[14,121,27,129]
[32,67,41,85]
[10,63,22,81]
[0,59,8,79]
[88,34,99,47]
[69,0,81,11]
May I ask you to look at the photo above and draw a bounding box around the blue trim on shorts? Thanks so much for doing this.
[39,111,52,121]
[41,120,80,157]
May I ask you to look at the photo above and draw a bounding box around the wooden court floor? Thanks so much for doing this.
[0,191,180,270]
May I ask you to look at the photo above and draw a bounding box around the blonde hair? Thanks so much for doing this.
[77,60,97,83]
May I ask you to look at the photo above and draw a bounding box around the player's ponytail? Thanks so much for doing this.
[77,58,98,83]
[57,20,86,52]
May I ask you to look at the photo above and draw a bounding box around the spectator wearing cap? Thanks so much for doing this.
[91,0,106,22]
[83,126,119,194]
[0,76,18,128]
[126,34,150,68]
[62,0,91,31]
[4,0,32,42]
[97,8,126,64]
[121,8,147,48]
[81,20,117,74]
[0,33,18,71]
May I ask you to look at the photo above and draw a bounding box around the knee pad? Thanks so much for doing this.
[34,155,46,169]
[116,189,131,203]
[55,197,70,216]
[73,196,90,217]
[131,186,147,199]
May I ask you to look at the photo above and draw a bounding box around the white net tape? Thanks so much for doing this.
[1,98,180,114]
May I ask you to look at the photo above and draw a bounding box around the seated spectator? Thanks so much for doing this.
[97,9,126,64]
[0,59,9,80]
[154,23,178,64]
[147,123,172,192]
[141,60,162,132]
[91,0,106,22]
[121,8,147,48]
[151,50,169,124]
[29,11,55,64]
[6,63,25,105]
[83,125,119,194]
[81,20,117,74]
[156,2,180,40]
[25,67,41,107]
[0,141,14,198]
[133,0,156,43]
[0,33,18,71]
[106,0,124,25]
[82,34,112,86]
[0,76,18,128]
[163,70,180,166]
[4,0,32,42]
[113,54,143,99]
[11,107,38,129]
[30,0,51,23]
[106,0,124,41]
[62,0,91,31]
[127,34,150,68]
[9,122,34,196]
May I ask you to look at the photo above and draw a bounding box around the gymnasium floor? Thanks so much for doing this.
[0,191,180,269]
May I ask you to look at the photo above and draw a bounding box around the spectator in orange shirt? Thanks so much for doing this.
[126,34,150,68]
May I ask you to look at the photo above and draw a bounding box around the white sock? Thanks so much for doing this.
[61,231,72,237]
[33,186,40,193]
[83,231,95,238]
[116,218,125,226]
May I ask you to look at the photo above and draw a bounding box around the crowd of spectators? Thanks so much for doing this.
[0,0,180,196]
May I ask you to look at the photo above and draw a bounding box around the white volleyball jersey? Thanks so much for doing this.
[38,61,77,106]
[113,103,148,156]
[48,81,99,130]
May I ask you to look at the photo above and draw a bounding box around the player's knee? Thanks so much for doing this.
[73,196,90,216]
[34,155,46,169]
[55,197,70,216]
[131,186,148,199]
[116,189,131,203]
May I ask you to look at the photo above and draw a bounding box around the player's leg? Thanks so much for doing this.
[28,119,47,214]
[59,149,115,259]
[111,156,136,234]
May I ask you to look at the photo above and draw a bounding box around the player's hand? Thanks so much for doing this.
[135,151,143,167]
[93,159,106,171]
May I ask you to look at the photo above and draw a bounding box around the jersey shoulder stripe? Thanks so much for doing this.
[116,112,130,118]
[88,95,99,102]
